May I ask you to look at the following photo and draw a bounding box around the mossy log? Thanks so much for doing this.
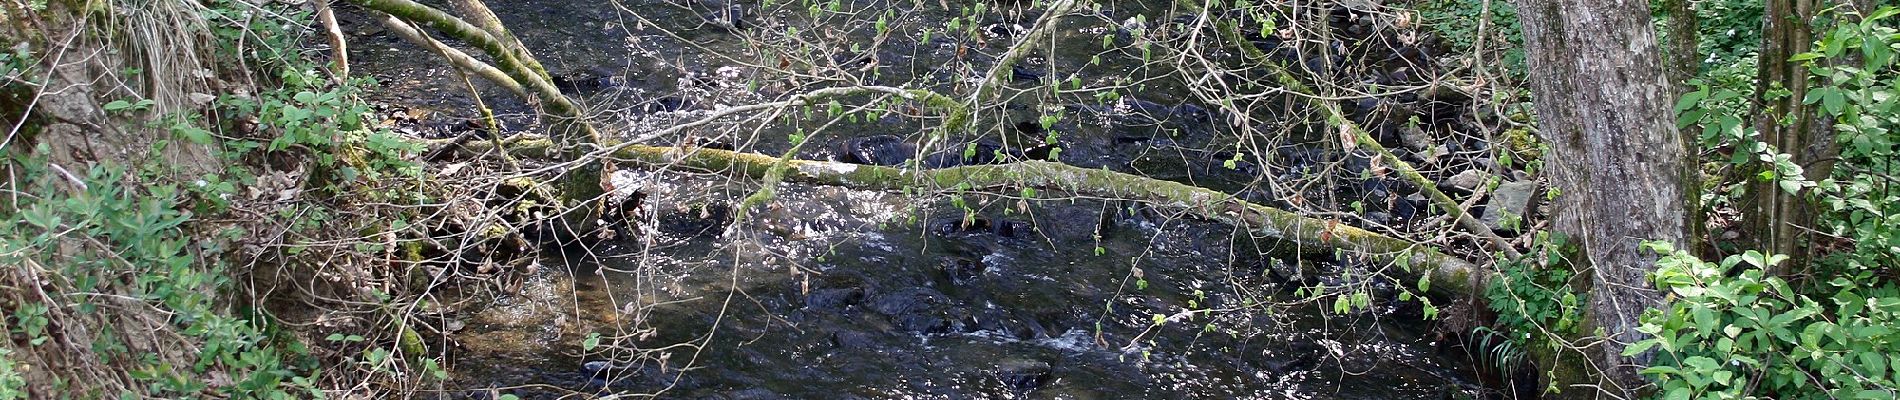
[350,0,608,226]
[477,139,1487,296]
[345,0,594,143]
[373,11,529,101]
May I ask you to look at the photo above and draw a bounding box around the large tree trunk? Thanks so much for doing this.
[1747,0,1829,274]
[1515,0,1694,397]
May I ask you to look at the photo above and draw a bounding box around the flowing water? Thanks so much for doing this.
[343,0,1494,397]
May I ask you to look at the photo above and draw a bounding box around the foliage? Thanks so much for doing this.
[1484,233,1584,348]
[1632,242,1900,399]
[1673,5,1898,264]
[1806,7,1900,273]
[1679,0,1766,68]
[3,0,441,396]
[1637,6,1900,400]
[1415,0,1526,76]
[1,153,318,398]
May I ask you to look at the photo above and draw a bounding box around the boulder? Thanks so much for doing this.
[1482,181,1536,231]
[1441,169,1488,194]
[996,359,1053,391]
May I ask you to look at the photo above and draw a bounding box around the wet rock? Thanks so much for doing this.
[1011,64,1044,82]
[991,219,1034,239]
[1174,103,1214,125]
[1398,125,1435,153]
[928,216,1035,240]
[1364,211,1392,225]
[983,23,1022,40]
[895,314,951,333]
[708,1,746,31]
[703,388,781,400]
[1260,258,1315,289]
[919,140,1003,168]
[641,96,698,113]
[688,135,735,150]
[972,308,1045,339]
[942,257,987,285]
[1441,169,1488,194]
[553,67,624,93]
[1269,341,1324,373]
[868,288,951,333]
[1235,187,1278,208]
[868,289,941,316]
[1392,193,1427,223]
[1021,143,1059,161]
[805,288,865,311]
[1015,120,1047,135]
[1482,181,1536,231]
[830,330,875,348]
[1070,97,1211,128]
[582,360,638,385]
[835,135,918,166]
[995,359,1053,391]
[656,202,732,237]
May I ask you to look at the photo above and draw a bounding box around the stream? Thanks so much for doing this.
[341,0,1495,397]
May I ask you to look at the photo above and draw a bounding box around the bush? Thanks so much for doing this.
[1,153,318,398]
[1632,242,1900,399]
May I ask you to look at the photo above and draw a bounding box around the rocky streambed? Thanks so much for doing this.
[446,171,1481,399]
[339,0,1531,397]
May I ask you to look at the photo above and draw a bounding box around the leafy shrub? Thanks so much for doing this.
[1633,242,1899,399]
[1807,7,1900,273]
[1,152,317,398]
[1670,0,1766,68]
[1485,233,1584,347]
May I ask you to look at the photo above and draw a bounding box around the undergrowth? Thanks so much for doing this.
[2,0,450,397]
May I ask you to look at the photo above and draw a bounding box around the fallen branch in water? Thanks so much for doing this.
[373,11,528,101]
[347,0,595,142]
[462,139,1489,296]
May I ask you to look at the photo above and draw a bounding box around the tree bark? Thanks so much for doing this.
[1515,0,1693,397]
[448,0,554,83]
[1747,0,1827,274]
[1663,0,1708,257]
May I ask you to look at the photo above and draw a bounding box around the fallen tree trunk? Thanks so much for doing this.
[474,139,1489,296]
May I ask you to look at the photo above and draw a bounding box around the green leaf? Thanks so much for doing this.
[581,333,601,351]
[1684,356,1719,372]
[1824,90,1848,116]
[1779,179,1804,195]
[1856,390,1896,399]
[1674,89,1707,112]
[1624,339,1660,356]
